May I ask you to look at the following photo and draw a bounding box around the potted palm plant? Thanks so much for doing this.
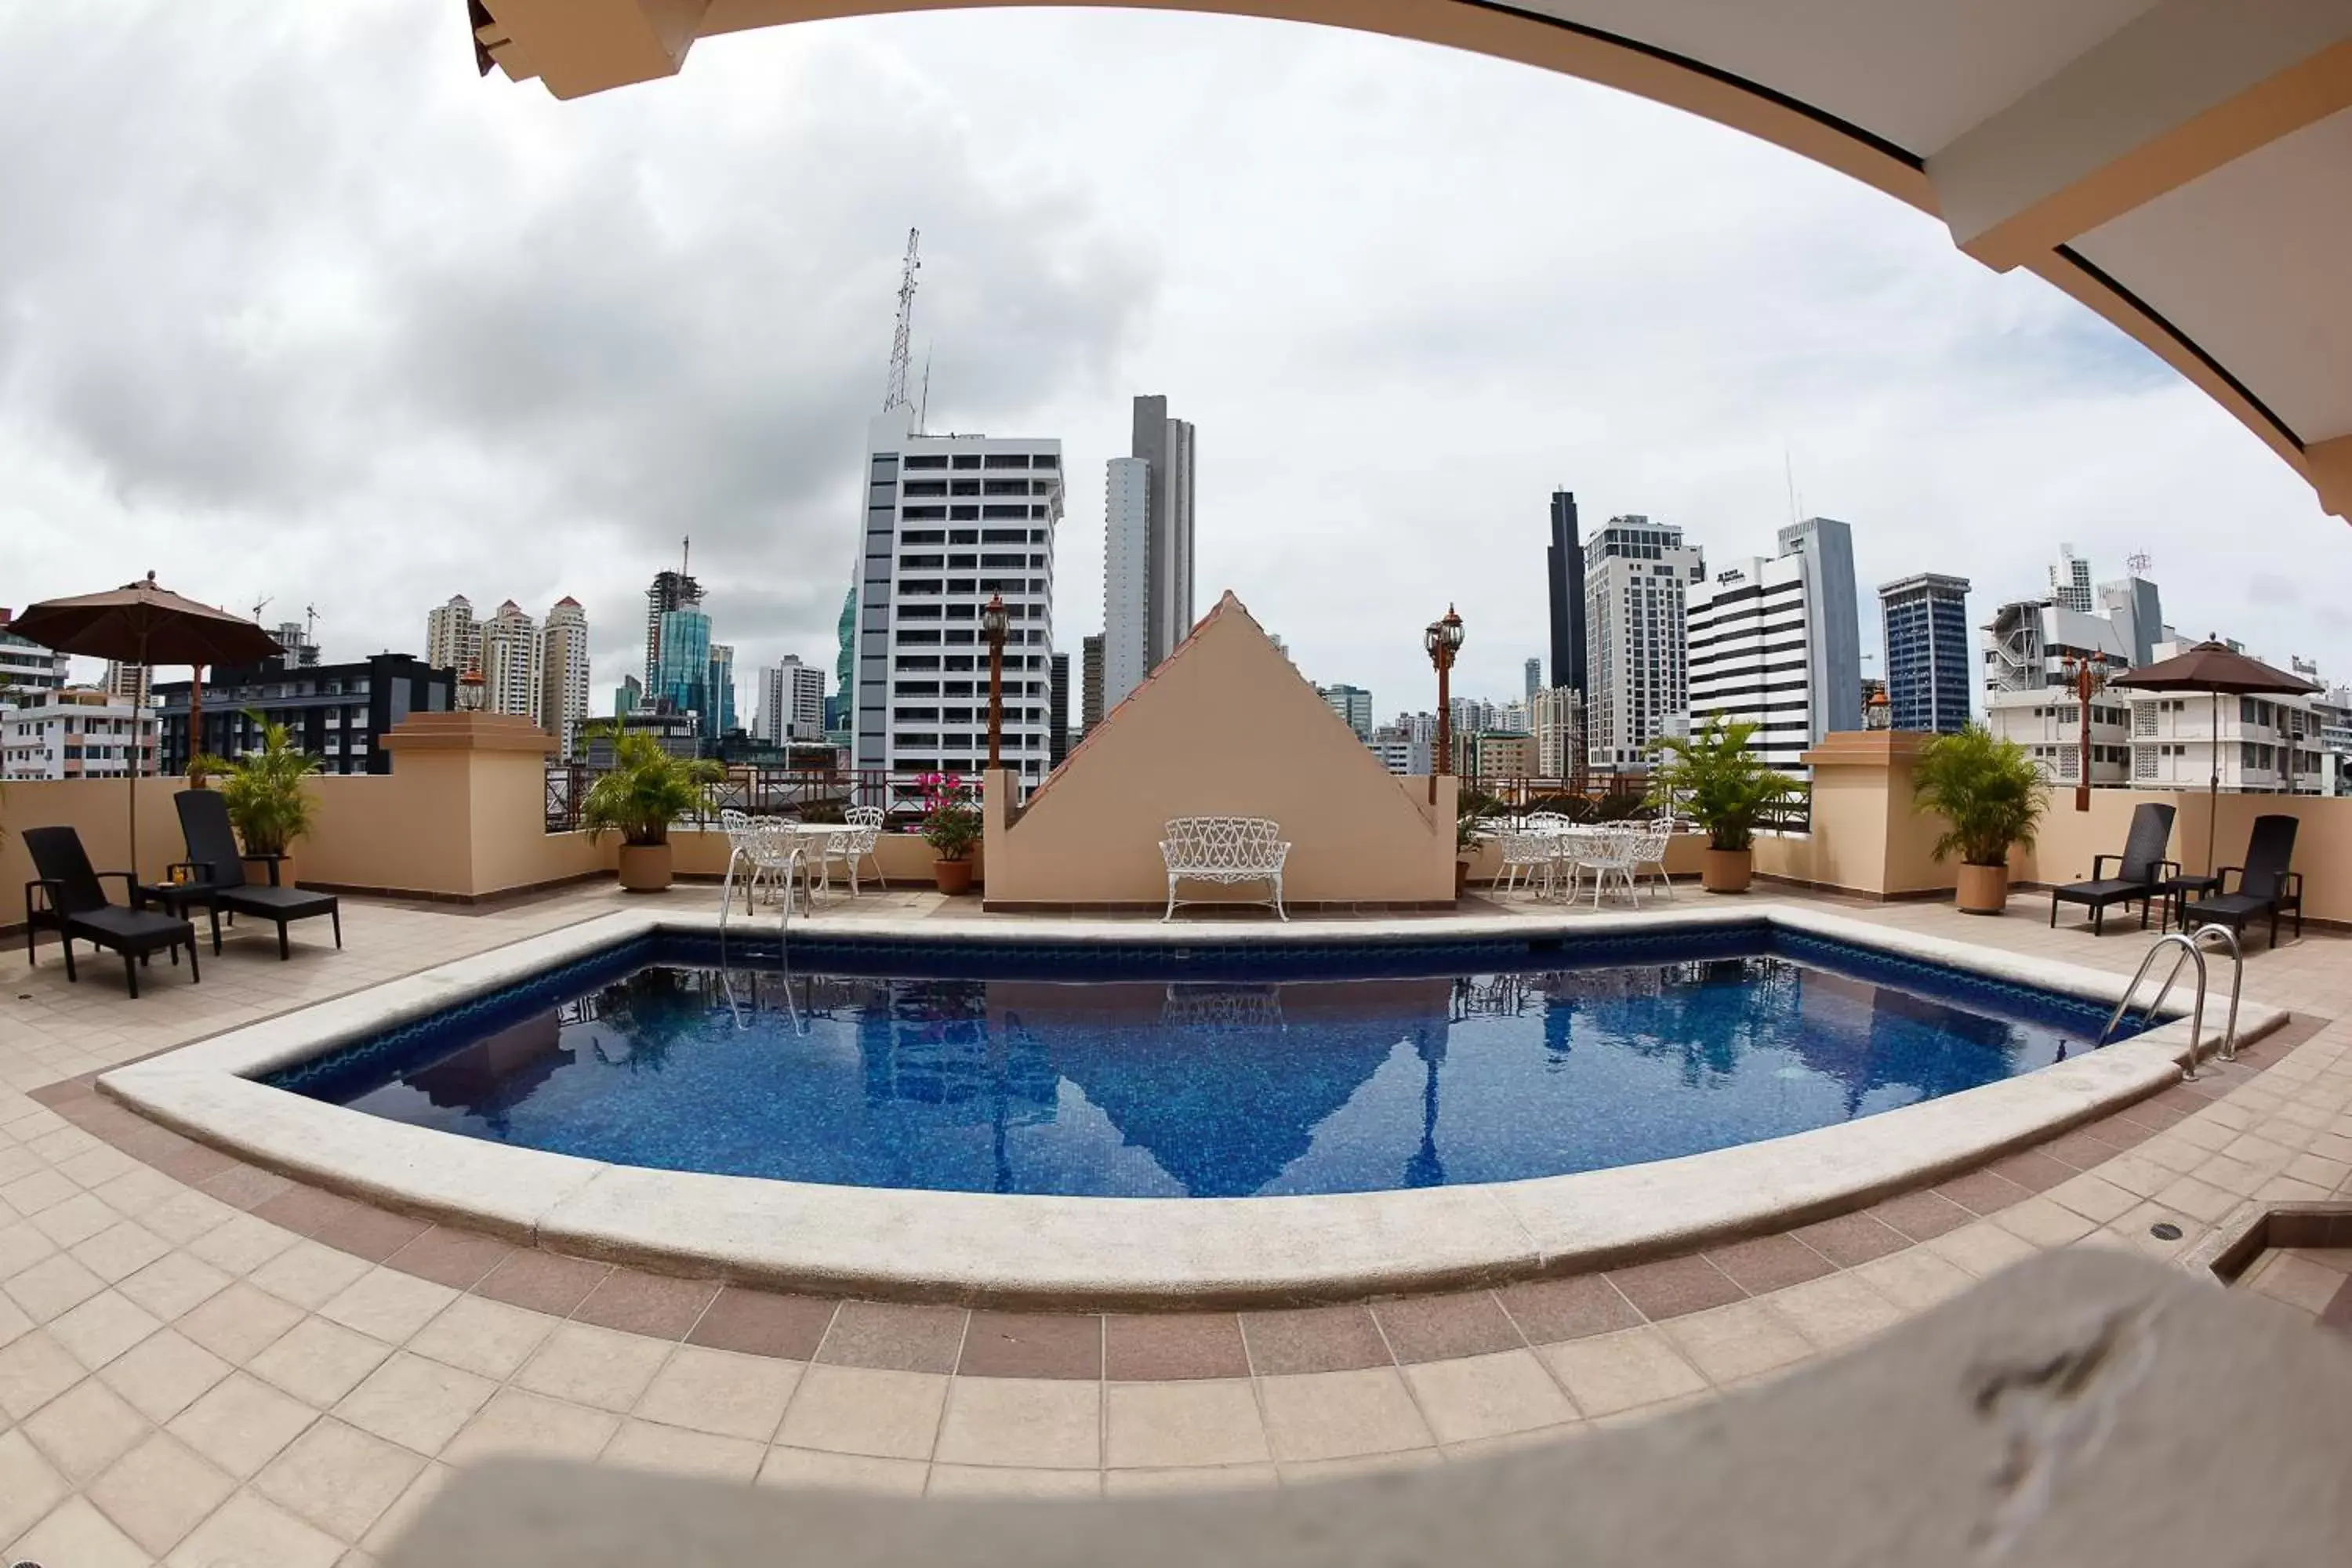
[1912,724,2046,914]
[192,711,321,887]
[920,772,982,894]
[579,722,724,892]
[1645,716,1798,894]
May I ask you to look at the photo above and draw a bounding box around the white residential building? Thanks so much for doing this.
[1982,599,2136,695]
[100,660,153,708]
[2125,690,2328,794]
[1102,456,1151,710]
[1583,516,1705,768]
[1686,517,1862,775]
[2,689,156,780]
[758,656,826,744]
[1367,727,1431,776]
[424,594,481,673]
[848,405,1064,791]
[2048,543,2096,614]
[1530,685,1582,779]
[539,597,591,757]
[478,601,543,724]
[1984,688,2135,786]
[1,614,68,701]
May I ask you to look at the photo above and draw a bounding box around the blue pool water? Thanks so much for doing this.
[270,928,2138,1198]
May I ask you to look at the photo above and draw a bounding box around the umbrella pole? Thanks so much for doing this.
[2208,688,2220,877]
[129,630,145,883]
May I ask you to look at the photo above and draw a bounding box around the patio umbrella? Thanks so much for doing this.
[9,573,283,876]
[2108,641,2319,877]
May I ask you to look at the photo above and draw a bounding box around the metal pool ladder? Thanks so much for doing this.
[2096,924,2244,1080]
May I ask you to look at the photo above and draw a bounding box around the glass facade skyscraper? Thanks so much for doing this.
[652,607,711,719]
[1878,573,1973,734]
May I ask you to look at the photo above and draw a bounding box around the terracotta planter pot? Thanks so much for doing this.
[934,858,975,895]
[1701,848,1754,894]
[1955,862,2010,915]
[617,844,673,892]
[241,852,295,888]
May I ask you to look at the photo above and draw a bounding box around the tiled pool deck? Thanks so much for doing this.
[2,882,2348,1565]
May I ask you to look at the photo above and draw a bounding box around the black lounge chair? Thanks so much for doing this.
[173,789,342,960]
[2048,802,2177,934]
[2183,815,2303,950]
[21,826,201,998]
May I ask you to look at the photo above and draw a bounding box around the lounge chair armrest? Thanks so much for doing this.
[2215,866,2245,895]
[2091,855,2121,880]
[2156,859,2181,882]
[24,877,62,919]
[95,871,140,895]
[2284,871,2304,902]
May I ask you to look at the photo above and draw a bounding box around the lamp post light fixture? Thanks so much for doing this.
[2061,652,2103,812]
[1424,604,1465,804]
[979,593,1011,773]
[456,660,486,715]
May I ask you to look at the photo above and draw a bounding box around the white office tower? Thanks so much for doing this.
[849,405,1064,789]
[2048,544,2095,613]
[478,601,543,723]
[539,597,591,757]
[1582,517,1705,768]
[1320,684,1373,739]
[1530,686,1581,779]
[424,594,481,673]
[1686,517,1863,774]
[1102,456,1151,710]
[758,656,826,744]
[1132,395,1196,670]
[100,660,153,707]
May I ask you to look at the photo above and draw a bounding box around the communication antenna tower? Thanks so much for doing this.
[916,344,933,435]
[2127,550,2153,576]
[882,228,921,413]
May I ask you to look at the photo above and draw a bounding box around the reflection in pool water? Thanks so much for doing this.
[277,935,2118,1197]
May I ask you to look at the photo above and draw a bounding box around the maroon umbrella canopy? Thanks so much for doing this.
[9,573,283,667]
[2109,641,2320,877]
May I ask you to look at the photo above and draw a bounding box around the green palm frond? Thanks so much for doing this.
[1642,717,1798,851]
[199,710,322,856]
[578,720,725,847]
[1911,724,2048,867]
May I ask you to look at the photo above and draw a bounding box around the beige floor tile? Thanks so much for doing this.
[2092,1152,2176,1196]
[2044,1174,2139,1225]
[2151,1175,2240,1224]
[1850,1247,1976,1312]
[406,1294,553,1380]
[514,1322,674,1414]
[757,1445,928,1494]
[0,1328,85,1419]
[249,1316,393,1408]
[0,1292,29,1350]
[1538,1327,1706,1419]
[604,1418,766,1482]
[5,1250,107,1322]
[441,1388,619,1465]
[97,1327,233,1424]
[1991,1195,2099,1247]
[1105,1380,1269,1469]
[1104,1463,1283,1495]
[0,1220,58,1279]
[1922,1219,2041,1279]
[335,1351,496,1457]
[48,1287,163,1371]
[165,1489,343,1568]
[6,1494,151,1568]
[31,1192,121,1250]
[358,1461,454,1555]
[1440,1425,1588,1463]
[1402,1354,1571,1448]
[256,1417,427,1544]
[176,1281,303,1363]
[0,1428,72,1545]
[71,1221,172,1286]
[775,1365,948,1461]
[928,1463,1102,1497]
[166,1371,318,1479]
[1276,1448,1446,1485]
[115,1251,233,1323]
[1764,1273,1906,1353]
[251,1240,375,1311]
[182,1211,298,1274]
[318,1269,459,1345]
[1257,1367,1433,1463]
[1659,1301,1816,1386]
[21,1374,149,1483]
[87,1432,237,1559]
[2249,1251,2347,1313]
[632,1345,801,1443]
[934,1376,1102,1470]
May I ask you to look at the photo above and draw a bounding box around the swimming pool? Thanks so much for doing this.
[267,926,2144,1199]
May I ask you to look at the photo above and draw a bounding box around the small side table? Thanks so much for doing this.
[132,880,214,928]
[2161,874,2220,934]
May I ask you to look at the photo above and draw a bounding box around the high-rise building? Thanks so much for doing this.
[1080,633,1104,734]
[615,673,643,716]
[1523,658,1542,700]
[2048,543,2095,614]
[424,595,480,673]
[1582,516,1704,768]
[1546,491,1587,703]
[269,620,320,671]
[829,586,855,735]
[1877,573,1972,735]
[1102,456,1151,710]
[154,655,451,778]
[757,656,826,744]
[539,597,590,757]
[706,643,737,734]
[848,405,1063,789]
[1132,395,1196,670]
[644,566,703,691]
[1530,685,1581,779]
[0,611,69,702]
[1320,684,1374,739]
[652,606,712,718]
[477,601,543,722]
[2096,572,2165,669]
[1982,600,2134,695]
[1048,652,1070,768]
[1686,517,1861,773]
[100,659,153,709]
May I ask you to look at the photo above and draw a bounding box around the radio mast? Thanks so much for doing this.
[882,228,920,413]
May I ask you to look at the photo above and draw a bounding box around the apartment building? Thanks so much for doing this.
[1583,516,1704,768]
[2,689,155,779]
[1685,518,1861,774]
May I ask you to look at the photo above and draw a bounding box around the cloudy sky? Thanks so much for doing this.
[2,2,2343,720]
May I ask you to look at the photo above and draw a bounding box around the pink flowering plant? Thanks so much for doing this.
[917,771,982,861]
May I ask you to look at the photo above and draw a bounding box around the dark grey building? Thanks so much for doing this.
[1547,490,1586,698]
[1131,395,1197,670]
[1080,633,1105,735]
[1048,652,1071,768]
[154,653,453,776]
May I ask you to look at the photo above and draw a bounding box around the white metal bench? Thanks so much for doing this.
[1160,816,1291,921]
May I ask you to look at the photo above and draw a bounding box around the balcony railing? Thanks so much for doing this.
[544,765,943,833]
[1468,773,1810,834]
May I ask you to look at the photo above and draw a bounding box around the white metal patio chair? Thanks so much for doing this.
[1497,830,1558,898]
[1632,818,1677,900]
[1160,817,1290,921]
[819,805,888,895]
[1573,825,1646,909]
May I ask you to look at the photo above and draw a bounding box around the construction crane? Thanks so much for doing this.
[305,604,321,649]
[882,227,920,413]
[251,594,273,623]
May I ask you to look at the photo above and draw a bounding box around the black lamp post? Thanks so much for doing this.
[980,593,1011,772]
[1425,605,1465,804]
[2060,652,2103,812]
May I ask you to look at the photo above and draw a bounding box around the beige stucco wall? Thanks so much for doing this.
[984,593,1454,906]
[2019,788,2352,926]
[1,777,190,913]
[1752,732,1961,899]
